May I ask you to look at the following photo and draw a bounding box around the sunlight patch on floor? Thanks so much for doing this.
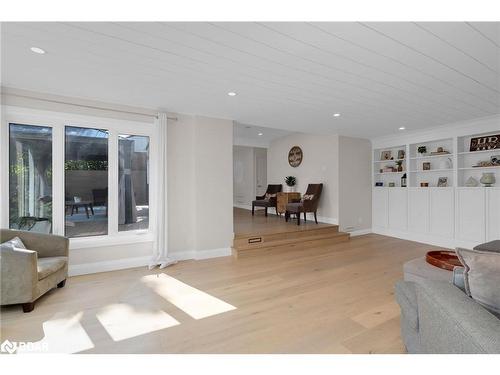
[17,312,94,354]
[96,303,180,341]
[142,273,236,319]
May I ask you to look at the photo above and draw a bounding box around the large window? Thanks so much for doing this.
[4,111,154,242]
[65,126,109,238]
[118,134,150,232]
[9,124,53,233]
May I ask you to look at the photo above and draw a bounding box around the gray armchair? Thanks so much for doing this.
[1,229,69,312]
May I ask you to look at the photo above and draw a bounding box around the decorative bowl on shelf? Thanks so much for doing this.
[480,172,496,187]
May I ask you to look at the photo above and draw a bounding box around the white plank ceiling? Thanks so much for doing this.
[1,22,499,138]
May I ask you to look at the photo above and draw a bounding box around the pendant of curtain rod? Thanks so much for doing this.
[8,93,178,121]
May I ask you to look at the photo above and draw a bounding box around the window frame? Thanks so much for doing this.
[1,106,157,249]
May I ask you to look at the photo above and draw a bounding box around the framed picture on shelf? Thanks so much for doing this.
[380,150,392,160]
[397,150,405,160]
[423,162,431,170]
[437,177,448,187]
[469,134,500,152]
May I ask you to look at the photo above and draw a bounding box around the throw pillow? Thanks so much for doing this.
[301,194,314,202]
[455,247,500,315]
[1,236,27,250]
[473,240,500,253]
[265,193,277,200]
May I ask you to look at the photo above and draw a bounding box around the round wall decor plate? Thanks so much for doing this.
[288,146,303,167]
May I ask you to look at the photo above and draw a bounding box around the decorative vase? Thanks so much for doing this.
[480,172,496,187]
[285,185,295,193]
[465,176,479,187]
[439,157,452,169]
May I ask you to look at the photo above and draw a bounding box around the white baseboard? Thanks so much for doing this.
[69,256,151,276]
[69,248,232,276]
[347,228,372,237]
[372,227,480,250]
[314,215,338,225]
[170,247,232,261]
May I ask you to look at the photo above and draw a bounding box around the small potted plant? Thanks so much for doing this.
[395,160,403,172]
[417,145,427,156]
[284,176,297,192]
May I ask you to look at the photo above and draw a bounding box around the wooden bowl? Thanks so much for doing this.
[425,251,462,271]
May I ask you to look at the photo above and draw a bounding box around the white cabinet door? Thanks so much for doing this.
[409,188,429,234]
[372,188,388,229]
[487,188,500,241]
[456,188,486,243]
[388,188,408,231]
[429,188,454,238]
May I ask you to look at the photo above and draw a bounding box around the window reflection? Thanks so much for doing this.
[118,135,149,231]
[9,124,53,233]
[65,126,108,238]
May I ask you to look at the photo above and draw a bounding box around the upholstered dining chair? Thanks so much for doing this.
[285,183,323,225]
[252,184,283,216]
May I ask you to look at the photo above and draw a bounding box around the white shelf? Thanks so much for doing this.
[373,159,405,163]
[374,171,406,175]
[458,166,500,171]
[409,168,453,173]
[458,149,500,155]
[410,153,453,160]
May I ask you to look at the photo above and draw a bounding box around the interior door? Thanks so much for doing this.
[255,149,267,197]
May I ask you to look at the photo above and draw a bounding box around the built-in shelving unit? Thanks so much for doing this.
[457,131,500,187]
[373,133,500,188]
[373,145,407,187]
[371,124,500,250]
[408,138,454,187]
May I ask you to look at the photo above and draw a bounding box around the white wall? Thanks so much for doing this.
[267,133,340,223]
[233,146,256,208]
[338,136,372,233]
[193,116,234,255]
[1,90,235,274]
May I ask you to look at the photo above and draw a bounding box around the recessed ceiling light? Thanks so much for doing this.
[333,113,340,117]
[227,92,237,97]
[30,47,46,54]
[258,132,263,136]
[399,126,406,130]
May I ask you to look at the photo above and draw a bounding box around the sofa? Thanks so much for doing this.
[396,240,500,354]
[1,229,69,312]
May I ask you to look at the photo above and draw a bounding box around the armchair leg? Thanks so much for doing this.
[252,204,255,216]
[297,213,301,226]
[57,279,66,288]
[304,212,307,222]
[22,302,35,313]
[285,211,289,222]
[314,211,318,224]
[265,207,268,217]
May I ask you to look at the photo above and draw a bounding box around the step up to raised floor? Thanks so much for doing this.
[232,225,350,258]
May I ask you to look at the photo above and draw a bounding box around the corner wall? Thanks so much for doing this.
[338,136,372,233]
[167,114,234,259]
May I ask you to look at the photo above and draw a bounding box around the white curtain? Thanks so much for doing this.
[150,112,177,269]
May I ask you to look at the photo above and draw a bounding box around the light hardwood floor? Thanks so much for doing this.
[0,234,446,354]
[234,207,335,236]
